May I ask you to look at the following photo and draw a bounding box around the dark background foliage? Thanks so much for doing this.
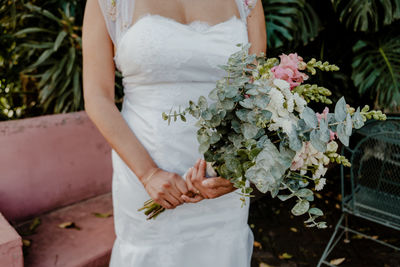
[1,0,399,120]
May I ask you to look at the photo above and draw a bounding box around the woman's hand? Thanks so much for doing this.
[181,159,235,203]
[142,168,189,209]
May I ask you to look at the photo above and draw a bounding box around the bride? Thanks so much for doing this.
[82,0,266,266]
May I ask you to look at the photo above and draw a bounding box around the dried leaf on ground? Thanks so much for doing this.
[259,262,274,267]
[278,252,293,259]
[330,257,345,265]
[290,227,298,232]
[22,239,31,247]
[29,217,41,233]
[93,212,113,218]
[352,234,364,239]
[254,241,262,249]
[58,222,80,230]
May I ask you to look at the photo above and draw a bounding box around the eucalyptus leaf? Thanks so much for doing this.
[236,109,249,122]
[278,194,295,201]
[246,89,259,95]
[241,123,259,139]
[199,143,210,154]
[239,98,254,109]
[353,107,364,129]
[308,207,324,216]
[291,200,310,216]
[221,99,235,110]
[336,123,349,146]
[334,97,347,122]
[295,188,313,198]
[319,118,330,142]
[198,96,208,109]
[310,130,327,152]
[288,128,302,151]
[345,113,353,136]
[302,107,318,128]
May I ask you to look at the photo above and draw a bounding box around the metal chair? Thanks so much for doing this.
[318,117,400,266]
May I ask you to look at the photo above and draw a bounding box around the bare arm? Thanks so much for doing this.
[82,0,188,209]
[247,0,267,55]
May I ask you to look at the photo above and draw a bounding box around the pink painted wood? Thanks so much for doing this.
[0,111,113,223]
[0,213,23,267]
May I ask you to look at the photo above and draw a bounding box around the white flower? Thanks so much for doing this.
[293,93,307,113]
[326,141,339,153]
[269,117,294,135]
[273,79,291,91]
[315,178,326,191]
[268,87,285,110]
[313,163,328,179]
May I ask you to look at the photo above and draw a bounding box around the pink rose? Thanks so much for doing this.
[271,53,308,90]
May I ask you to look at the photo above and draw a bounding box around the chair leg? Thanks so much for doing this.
[344,213,350,244]
[317,213,346,267]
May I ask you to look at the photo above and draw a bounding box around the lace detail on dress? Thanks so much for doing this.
[243,0,258,17]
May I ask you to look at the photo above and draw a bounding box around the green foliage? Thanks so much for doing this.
[352,35,400,110]
[333,0,400,32]
[263,0,321,49]
[12,1,84,113]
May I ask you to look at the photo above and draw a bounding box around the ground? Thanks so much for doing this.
[249,166,400,267]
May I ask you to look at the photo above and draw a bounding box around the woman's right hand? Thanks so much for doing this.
[142,168,189,210]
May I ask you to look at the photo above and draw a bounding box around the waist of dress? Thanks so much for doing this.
[122,81,216,110]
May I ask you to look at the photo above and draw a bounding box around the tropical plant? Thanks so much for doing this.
[352,33,400,110]
[262,0,321,49]
[12,1,84,113]
[332,0,400,32]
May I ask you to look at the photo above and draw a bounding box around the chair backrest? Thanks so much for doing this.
[343,117,400,228]
[0,111,113,223]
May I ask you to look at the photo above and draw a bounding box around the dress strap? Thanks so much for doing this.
[235,0,258,23]
[98,0,136,46]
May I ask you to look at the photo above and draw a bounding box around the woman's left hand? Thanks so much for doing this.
[181,159,235,203]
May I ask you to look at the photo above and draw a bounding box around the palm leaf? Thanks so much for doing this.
[352,35,400,110]
[333,0,400,32]
[263,0,321,49]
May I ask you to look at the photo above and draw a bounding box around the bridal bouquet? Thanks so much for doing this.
[139,44,386,227]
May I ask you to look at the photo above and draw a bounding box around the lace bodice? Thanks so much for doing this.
[98,0,257,47]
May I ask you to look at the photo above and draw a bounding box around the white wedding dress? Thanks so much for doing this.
[98,1,256,266]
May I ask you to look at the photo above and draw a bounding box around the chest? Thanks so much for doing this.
[114,14,248,82]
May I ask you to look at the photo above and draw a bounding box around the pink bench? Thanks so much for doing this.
[0,111,115,267]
